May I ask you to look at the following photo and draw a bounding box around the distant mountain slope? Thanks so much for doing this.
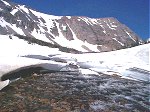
[0,0,143,52]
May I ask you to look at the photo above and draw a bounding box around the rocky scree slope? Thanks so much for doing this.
[0,0,143,52]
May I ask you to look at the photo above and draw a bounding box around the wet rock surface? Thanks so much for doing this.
[0,72,149,112]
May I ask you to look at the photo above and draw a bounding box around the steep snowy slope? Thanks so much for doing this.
[0,0,143,52]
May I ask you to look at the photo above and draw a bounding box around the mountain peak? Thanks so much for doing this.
[0,0,143,52]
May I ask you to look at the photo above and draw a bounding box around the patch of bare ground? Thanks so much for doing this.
[0,71,149,112]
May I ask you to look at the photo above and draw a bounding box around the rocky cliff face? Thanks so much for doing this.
[0,0,143,52]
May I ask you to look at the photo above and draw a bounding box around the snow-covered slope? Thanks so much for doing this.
[0,35,75,90]
[0,34,149,90]
[0,0,143,52]
[51,43,150,81]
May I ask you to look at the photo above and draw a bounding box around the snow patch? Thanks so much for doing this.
[90,19,99,25]
[0,17,25,35]
[107,23,116,30]
[78,17,94,26]
[77,19,81,21]
[113,38,124,46]
[0,7,3,11]
[19,5,29,14]
[79,68,99,75]
[1,0,11,6]
[100,25,106,34]
[66,16,71,19]
[103,30,106,34]
[0,80,10,90]
[30,9,62,20]
[31,28,51,42]
[62,24,67,31]
[105,19,116,30]
[125,30,136,42]
[10,9,18,15]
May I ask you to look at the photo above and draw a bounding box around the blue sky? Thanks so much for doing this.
[12,0,149,40]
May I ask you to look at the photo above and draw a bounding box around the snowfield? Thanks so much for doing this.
[0,35,149,90]
[51,43,150,81]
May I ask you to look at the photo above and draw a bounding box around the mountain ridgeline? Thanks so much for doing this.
[0,0,143,52]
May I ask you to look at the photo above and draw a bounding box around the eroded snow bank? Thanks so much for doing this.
[0,34,149,90]
[0,35,74,90]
